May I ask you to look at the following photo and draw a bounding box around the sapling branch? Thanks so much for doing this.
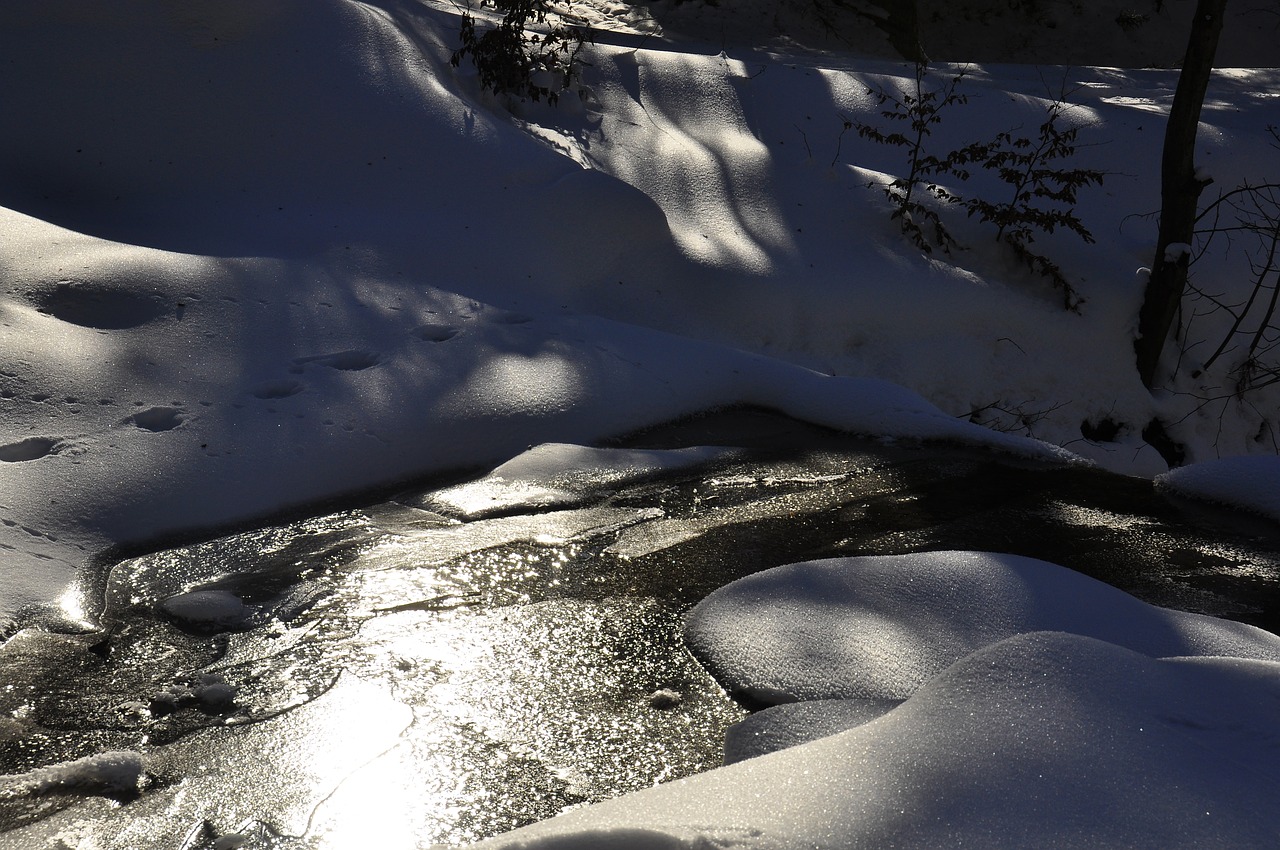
[857,64,1102,308]
[1193,182,1280,378]
[452,0,592,104]
[856,62,972,254]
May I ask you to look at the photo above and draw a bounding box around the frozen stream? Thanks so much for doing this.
[1,410,1278,849]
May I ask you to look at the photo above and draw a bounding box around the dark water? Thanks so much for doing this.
[0,408,1276,849]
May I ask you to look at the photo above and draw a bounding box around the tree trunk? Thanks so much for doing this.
[1134,0,1227,388]
[849,1,926,63]
[883,0,925,64]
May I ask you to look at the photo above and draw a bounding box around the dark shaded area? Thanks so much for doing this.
[0,437,59,463]
[1142,417,1187,467]
[30,282,171,330]
[1080,416,1122,443]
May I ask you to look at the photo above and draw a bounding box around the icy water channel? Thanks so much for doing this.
[1,409,1278,849]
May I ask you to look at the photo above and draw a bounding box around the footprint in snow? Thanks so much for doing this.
[126,407,186,432]
[30,281,170,329]
[290,350,381,372]
[0,437,60,462]
[250,380,304,400]
[411,323,461,343]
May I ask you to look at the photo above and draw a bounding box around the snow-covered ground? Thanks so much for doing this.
[2,0,1279,845]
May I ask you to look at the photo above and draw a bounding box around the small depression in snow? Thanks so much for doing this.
[30,281,171,330]
[292,350,382,371]
[0,436,59,462]
[251,379,305,400]
[126,406,185,432]
[411,322,461,342]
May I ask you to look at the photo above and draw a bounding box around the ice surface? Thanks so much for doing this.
[1156,455,1280,523]
[685,551,1280,703]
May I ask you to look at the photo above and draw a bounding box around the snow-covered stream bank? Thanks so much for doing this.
[1,416,1278,848]
[4,0,1280,846]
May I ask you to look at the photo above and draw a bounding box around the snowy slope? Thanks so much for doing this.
[1,0,1154,626]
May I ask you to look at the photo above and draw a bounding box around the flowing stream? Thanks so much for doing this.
[1,409,1277,849]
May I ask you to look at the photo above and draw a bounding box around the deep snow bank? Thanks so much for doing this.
[0,0,1091,626]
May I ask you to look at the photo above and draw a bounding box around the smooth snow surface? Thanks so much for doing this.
[686,551,1280,703]
[1156,455,1280,523]
[475,631,1280,850]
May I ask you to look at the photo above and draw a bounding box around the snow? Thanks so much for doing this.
[3,0,1278,625]
[425,443,741,518]
[158,589,251,631]
[685,551,1280,704]
[1156,455,1280,522]
[723,698,901,764]
[474,631,1280,850]
[2,0,1279,845]
[0,751,145,798]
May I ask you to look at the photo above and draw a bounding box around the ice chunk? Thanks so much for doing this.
[426,444,737,519]
[159,589,250,632]
[0,750,145,797]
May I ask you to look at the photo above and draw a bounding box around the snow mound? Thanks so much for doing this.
[0,750,145,798]
[685,551,1280,703]
[425,444,739,519]
[1156,455,1280,524]
[474,631,1280,850]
